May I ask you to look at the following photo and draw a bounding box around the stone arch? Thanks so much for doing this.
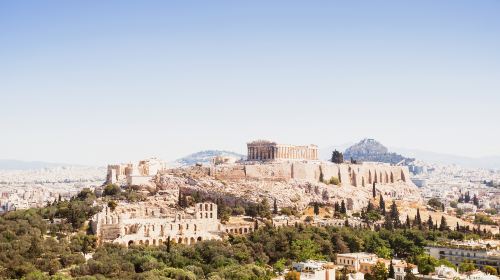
[184,237,188,244]
[390,172,394,183]
[159,239,162,244]
[351,172,357,187]
[145,240,150,245]
[194,224,197,231]
[190,237,195,244]
[139,240,143,245]
[178,237,183,244]
[197,236,202,242]
[401,170,406,182]
[128,240,134,247]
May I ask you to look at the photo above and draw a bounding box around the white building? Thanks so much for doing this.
[292,260,336,280]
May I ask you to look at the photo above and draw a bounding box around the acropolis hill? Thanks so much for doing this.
[107,140,421,212]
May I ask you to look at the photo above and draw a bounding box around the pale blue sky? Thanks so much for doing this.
[1,1,499,165]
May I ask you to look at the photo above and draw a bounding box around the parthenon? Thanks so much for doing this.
[247,140,318,161]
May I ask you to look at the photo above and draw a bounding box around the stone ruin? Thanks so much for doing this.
[91,199,254,247]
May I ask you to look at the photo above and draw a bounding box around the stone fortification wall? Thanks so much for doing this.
[211,161,412,187]
[212,165,246,180]
[292,162,321,181]
[244,162,292,180]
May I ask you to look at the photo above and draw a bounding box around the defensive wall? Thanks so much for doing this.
[211,161,411,187]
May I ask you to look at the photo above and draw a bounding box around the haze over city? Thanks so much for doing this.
[1,1,499,166]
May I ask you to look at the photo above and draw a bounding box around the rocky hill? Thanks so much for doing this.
[153,162,421,212]
[344,139,414,165]
[173,150,245,167]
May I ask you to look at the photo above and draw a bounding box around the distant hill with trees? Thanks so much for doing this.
[343,139,414,165]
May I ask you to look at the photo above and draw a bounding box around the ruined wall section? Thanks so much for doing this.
[291,162,320,181]
[244,162,292,180]
[212,165,246,180]
[208,161,413,190]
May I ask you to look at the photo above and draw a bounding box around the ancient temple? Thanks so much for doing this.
[247,140,318,161]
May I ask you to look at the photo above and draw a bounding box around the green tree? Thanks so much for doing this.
[439,216,448,231]
[258,198,272,219]
[459,261,476,273]
[405,215,411,228]
[388,260,395,279]
[414,208,422,229]
[107,200,117,211]
[103,184,121,196]
[483,265,497,276]
[390,201,400,227]
[329,177,340,185]
[427,198,443,210]
[70,234,97,255]
[273,258,286,275]
[340,200,347,214]
[285,271,300,280]
[331,150,344,164]
[369,261,388,280]
[273,199,278,215]
[416,254,439,275]
[290,239,324,261]
[427,215,434,230]
[384,214,394,230]
[372,183,376,198]
[379,194,386,215]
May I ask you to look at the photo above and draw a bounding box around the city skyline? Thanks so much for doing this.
[1,1,499,165]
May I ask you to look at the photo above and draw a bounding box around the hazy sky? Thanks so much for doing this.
[1,1,499,166]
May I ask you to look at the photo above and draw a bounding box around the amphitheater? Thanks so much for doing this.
[91,200,254,247]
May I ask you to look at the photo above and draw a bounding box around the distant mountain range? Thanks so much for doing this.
[3,141,499,170]
[0,159,79,170]
[390,147,500,169]
[172,150,245,167]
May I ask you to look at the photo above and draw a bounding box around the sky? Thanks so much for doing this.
[0,1,499,166]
